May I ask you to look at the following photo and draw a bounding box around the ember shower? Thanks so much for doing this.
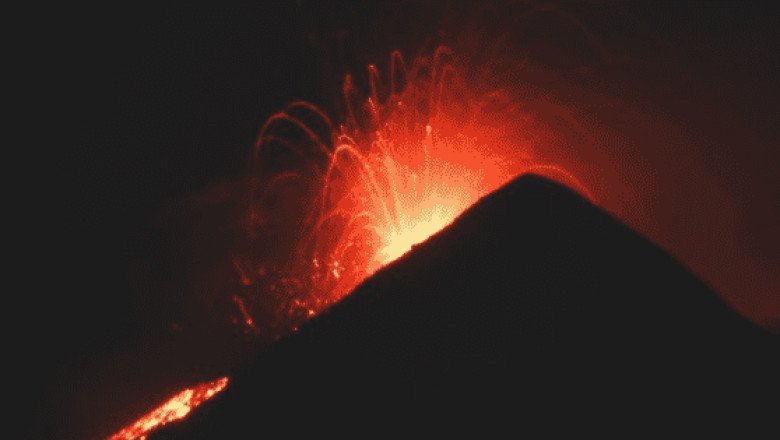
[108,47,592,440]
[231,47,588,338]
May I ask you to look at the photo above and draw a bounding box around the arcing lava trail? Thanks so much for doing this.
[109,47,589,440]
[232,47,589,337]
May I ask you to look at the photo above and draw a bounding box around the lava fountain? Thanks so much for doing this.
[108,377,228,440]
[109,47,589,439]
[231,46,589,338]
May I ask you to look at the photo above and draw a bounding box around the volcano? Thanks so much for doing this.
[151,174,779,438]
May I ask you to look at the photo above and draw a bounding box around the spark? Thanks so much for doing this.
[232,295,256,328]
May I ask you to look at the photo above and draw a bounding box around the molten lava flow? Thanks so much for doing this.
[108,377,228,440]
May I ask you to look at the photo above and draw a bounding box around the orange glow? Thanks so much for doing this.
[234,47,588,337]
[316,121,491,279]
[108,377,228,440]
[353,122,485,267]
[108,47,590,440]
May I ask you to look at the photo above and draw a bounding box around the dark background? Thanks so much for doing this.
[36,1,778,438]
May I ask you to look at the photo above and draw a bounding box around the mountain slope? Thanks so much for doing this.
[155,174,779,437]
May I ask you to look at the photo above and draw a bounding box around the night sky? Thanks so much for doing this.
[37,2,778,438]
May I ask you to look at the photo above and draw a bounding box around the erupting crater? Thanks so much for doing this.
[109,47,588,440]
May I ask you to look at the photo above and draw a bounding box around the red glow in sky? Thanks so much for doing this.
[234,47,582,336]
[110,47,587,439]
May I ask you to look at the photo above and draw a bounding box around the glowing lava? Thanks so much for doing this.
[108,377,228,440]
[228,47,583,336]
[315,122,489,276]
[110,46,587,439]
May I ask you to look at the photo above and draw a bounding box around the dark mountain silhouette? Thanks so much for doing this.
[154,174,779,438]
